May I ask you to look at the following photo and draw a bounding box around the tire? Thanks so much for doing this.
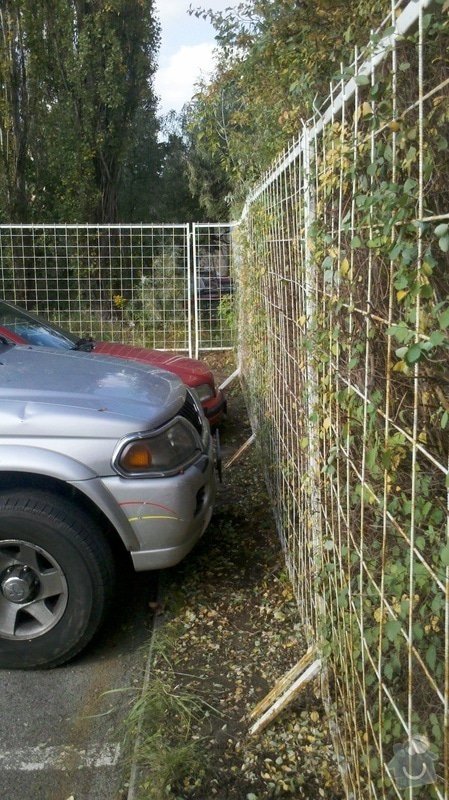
[0,490,115,669]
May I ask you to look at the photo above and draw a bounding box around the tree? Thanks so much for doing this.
[186,0,389,210]
[0,0,30,221]
[153,111,206,223]
[184,86,234,220]
[0,0,161,223]
[118,97,161,221]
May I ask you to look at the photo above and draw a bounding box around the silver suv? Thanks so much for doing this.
[0,341,216,669]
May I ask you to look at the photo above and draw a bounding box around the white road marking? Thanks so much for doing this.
[0,742,121,771]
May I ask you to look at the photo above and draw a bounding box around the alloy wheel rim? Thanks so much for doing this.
[0,540,68,640]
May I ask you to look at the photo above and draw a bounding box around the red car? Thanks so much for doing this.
[0,299,226,427]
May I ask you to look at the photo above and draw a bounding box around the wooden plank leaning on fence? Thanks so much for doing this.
[224,432,256,469]
[248,647,321,736]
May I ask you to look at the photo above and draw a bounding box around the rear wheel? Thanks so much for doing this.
[0,490,115,669]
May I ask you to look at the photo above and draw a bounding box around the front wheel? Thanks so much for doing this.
[0,490,115,669]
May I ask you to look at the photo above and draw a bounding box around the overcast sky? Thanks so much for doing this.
[154,0,232,116]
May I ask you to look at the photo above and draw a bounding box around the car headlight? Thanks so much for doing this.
[113,419,202,478]
[195,383,214,402]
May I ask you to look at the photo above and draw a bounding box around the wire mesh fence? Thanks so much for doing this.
[0,223,235,355]
[0,2,447,794]
[236,1,449,796]
[192,222,235,355]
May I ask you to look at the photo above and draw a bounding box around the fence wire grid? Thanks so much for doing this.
[192,223,235,355]
[0,1,448,796]
[0,223,235,356]
[236,1,449,797]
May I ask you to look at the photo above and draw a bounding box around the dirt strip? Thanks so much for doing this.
[128,355,344,799]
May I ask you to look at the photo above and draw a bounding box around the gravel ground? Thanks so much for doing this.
[128,352,344,800]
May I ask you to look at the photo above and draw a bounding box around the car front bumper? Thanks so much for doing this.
[100,443,217,571]
[203,389,227,428]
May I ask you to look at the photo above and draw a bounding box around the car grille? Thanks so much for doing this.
[179,390,204,438]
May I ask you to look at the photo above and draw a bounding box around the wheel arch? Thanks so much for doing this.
[0,471,135,563]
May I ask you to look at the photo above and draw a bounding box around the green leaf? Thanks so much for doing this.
[355,74,370,86]
[431,595,444,614]
[387,324,414,343]
[426,644,437,671]
[351,236,362,248]
[434,223,448,238]
[389,242,403,260]
[438,235,449,253]
[415,535,426,550]
[441,544,449,566]
[366,445,378,469]
[429,330,445,347]
[403,178,417,195]
[385,619,402,642]
[384,662,393,680]
[441,410,449,430]
[383,144,393,163]
[421,284,433,299]
[438,308,449,329]
[404,343,422,364]
[413,622,424,641]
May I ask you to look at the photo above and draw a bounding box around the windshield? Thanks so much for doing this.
[0,301,77,350]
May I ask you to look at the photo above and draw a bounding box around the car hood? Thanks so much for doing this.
[0,345,187,437]
[93,342,215,388]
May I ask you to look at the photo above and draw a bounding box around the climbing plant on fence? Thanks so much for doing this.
[236,1,449,796]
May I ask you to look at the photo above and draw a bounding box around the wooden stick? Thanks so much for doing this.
[249,659,322,736]
[224,433,256,469]
[248,646,316,721]
[218,367,240,392]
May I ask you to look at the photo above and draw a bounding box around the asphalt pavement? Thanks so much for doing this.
[0,563,157,800]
